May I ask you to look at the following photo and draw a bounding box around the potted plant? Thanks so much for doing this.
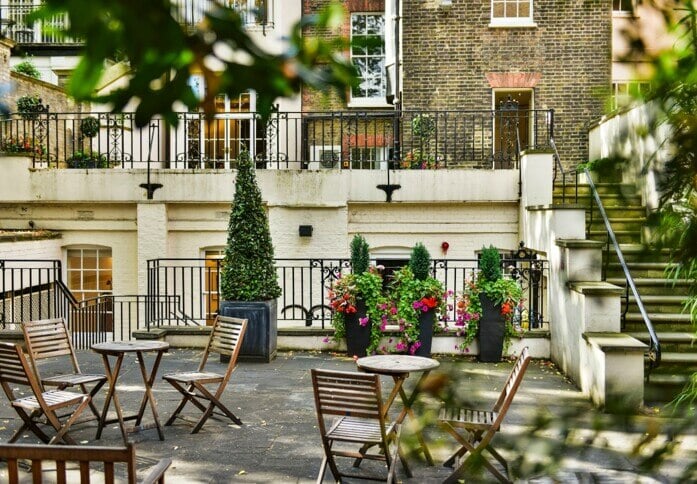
[390,243,446,356]
[328,235,383,357]
[66,151,109,168]
[218,149,282,362]
[455,245,522,362]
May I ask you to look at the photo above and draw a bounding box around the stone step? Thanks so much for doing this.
[644,373,691,403]
[629,332,696,344]
[553,183,638,197]
[657,352,697,364]
[588,230,641,244]
[608,277,693,287]
[553,194,643,207]
[625,313,693,324]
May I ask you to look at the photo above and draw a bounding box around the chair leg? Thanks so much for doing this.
[191,383,242,433]
[82,381,106,420]
[48,396,90,445]
[315,455,328,484]
[11,408,50,444]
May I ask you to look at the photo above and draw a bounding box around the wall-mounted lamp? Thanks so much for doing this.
[299,225,313,237]
[441,241,450,254]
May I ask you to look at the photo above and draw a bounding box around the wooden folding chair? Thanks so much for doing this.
[22,318,107,420]
[311,369,408,484]
[0,342,91,445]
[0,442,171,483]
[162,315,247,433]
[438,347,531,484]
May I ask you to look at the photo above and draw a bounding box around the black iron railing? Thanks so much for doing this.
[0,109,554,170]
[0,1,272,45]
[147,255,549,330]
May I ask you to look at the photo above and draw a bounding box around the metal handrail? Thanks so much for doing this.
[583,168,661,369]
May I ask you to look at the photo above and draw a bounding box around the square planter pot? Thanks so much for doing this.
[219,299,277,362]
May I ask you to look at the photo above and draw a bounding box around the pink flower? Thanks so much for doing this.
[390,306,397,315]
[322,337,330,343]
[395,342,407,352]
[359,316,369,327]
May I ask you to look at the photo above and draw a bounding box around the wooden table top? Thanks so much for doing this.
[356,354,440,375]
[91,341,170,354]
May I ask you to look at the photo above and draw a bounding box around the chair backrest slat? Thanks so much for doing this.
[0,443,137,483]
[207,316,246,357]
[0,344,31,386]
[23,318,74,360]
[312,369,382,420]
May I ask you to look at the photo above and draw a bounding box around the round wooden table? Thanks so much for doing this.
[92,341,170,444]
[356,354,440,466]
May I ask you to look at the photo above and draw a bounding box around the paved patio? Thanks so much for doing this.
[0,349,694,483]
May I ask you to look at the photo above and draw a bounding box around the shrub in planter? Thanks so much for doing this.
[12,59,41,79]
[390,243,446,356]
[218,149,282,362]
[455,245,522,361]
[328,234,384,357]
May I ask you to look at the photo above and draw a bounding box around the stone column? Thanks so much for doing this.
[136,202,168,295]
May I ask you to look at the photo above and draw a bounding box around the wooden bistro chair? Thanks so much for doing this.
[0,442,171,483]
[438,346,531,484]
[22,318,107,421]
[162,315,247,433]
[0,342,91,445]
[311,369,408,484]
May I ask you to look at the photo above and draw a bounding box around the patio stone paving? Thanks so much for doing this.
[0,349,694,482]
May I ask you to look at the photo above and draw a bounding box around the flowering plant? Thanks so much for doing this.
[0,136,46,156]
[454,273,523,353]
[387,265,447,354]
[327,266,385,354]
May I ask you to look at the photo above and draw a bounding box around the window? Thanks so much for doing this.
[350,146,386,170]
[610,81,651,110]
[490,0,535,27]
[203,249,225,326]
[232,0,274,26]
[613,0,635,14]
[350,13,387,105]
[66,247,112,301]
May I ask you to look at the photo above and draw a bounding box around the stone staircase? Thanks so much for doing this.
[553,181,696,403]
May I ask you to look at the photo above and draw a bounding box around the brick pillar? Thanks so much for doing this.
[137,202,168,295]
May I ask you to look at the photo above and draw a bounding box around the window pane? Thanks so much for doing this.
[82,250,97,269]
[83,270,97,289]
[99,256,112,270]
[99,273,112,291]
[68,270,81,287]
[519,2,530,17]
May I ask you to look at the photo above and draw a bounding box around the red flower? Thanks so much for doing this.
[500,302,513,316]
[421,297,438,309]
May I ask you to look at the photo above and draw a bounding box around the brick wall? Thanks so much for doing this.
[401,0,612,168]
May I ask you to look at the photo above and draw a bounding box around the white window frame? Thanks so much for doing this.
[489,0,537,28]
[65,246,113,302]
[610,80,651,110]
[349,146,388,170]
[349,12,390,108]
[612,0,636,16]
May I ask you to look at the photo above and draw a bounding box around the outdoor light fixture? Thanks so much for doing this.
[299,225,313,237]
[441,241,450,254]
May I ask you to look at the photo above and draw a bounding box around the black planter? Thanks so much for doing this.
[478,294,505,362]
[344,299,371,358]
[219,299,277,362]
[412,309,435,357]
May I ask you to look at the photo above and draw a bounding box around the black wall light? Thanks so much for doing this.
[299,225,313,237]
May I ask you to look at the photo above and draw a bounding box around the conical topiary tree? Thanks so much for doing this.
[220,150,281,301]
[409,242,432,281]
[350,234,370,275]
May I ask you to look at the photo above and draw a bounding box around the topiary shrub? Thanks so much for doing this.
[409,242,432,281]
[16,95,44,120]
[80,116,100,138]
[479,245,502,283]
[220,149,281,301]
[350,234,370,275]
[66,151,109,168]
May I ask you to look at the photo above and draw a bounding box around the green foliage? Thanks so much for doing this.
[389,266,445,353]
[411,114,435,139]
[16,95,43,119]
[12,59,41,79]
[454,246,523,352]
[66,151,109,168]
[80,116,100,138]
[220,150,281,301]
[350,234,370,275]
[409,242,431,281]
[29,1,358,127]
[479,245,502,283]
[328,269,385,354]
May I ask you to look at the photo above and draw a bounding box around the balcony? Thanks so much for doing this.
[0,109,554,170]
[0,0,272,46]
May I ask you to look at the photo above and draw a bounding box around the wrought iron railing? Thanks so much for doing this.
[0,1,272,44]
[0,109,554,170]
[147,254,549,330]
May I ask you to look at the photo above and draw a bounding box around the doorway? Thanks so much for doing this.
[492,89,532,168]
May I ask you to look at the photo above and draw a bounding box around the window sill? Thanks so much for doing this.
[347,101,394,109]
[488,20,537,29]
